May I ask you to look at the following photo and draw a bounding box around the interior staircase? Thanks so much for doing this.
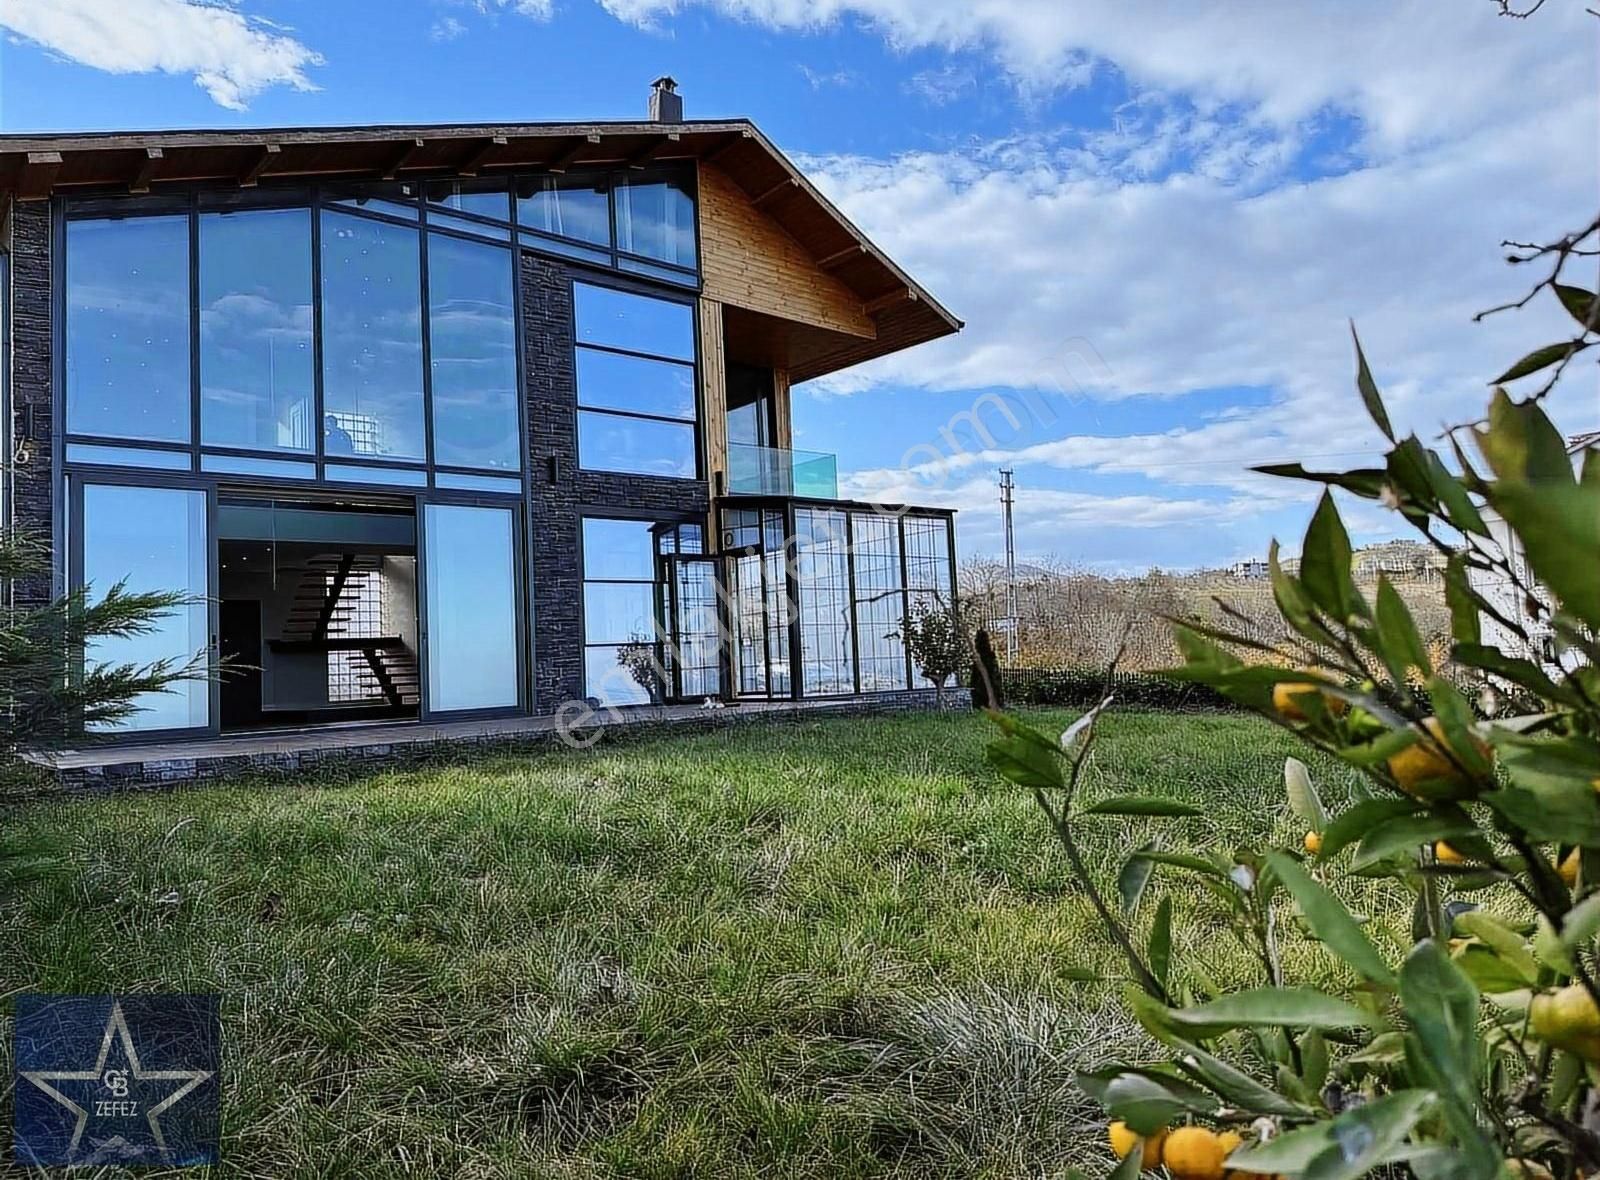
[270,553,420,710]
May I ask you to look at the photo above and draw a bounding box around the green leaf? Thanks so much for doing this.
[1148,896,1173,992]
[1133,851,1231,881]
[1442,554,1482,646]
[1083,796,1204,818]
[1266,852,1395,985]
[1489,483,1600,628]
[1477,388,1577,487]
[985,735,1063,791]
[1300,1028,1329,1093]
[1118,846,1155,916]
[1374,577,1432,681]
[1169,1041,1311,1117]
[1103,1073,1187,1136]
[1300,492,1366,624]
[1483,782,1600,846]
[1398,940,1499,1173]
[1350,324,1396,441]
[1254,462,1389,500]
[1556,283,1598,331]
[1453,643,1575,705]
[1229,1090,1433,1176]
[1167,988,1373,1033]
[1268,540,1340,649]
[1300,1090,1439,1180]
[1452,912,1538,983]
[1452,944,1535,994]
[1493,341,1578,384]
[1284,758,1327,832]
[1107,1143,1143,1180]
[1351,813,1477,871]
[1319,796,1423,857]
[1560,891,1600,953]
[1425,449,1489,538]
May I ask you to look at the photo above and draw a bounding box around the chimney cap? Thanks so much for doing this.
[652,75,678,93]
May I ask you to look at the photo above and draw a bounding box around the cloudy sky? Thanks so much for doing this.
[2,0,1595,570]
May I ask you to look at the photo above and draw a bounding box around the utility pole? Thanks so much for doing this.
[999,468,1017,664]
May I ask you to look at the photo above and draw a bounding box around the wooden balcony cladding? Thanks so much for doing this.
[698,163,875,341]
[698,298,730,493]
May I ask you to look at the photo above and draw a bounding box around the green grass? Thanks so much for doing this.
[0,709,1404,1177]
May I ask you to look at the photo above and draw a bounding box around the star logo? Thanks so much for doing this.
[13,995,220,1167]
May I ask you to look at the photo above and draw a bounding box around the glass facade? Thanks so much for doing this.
[81,483,210,732]
[200,207,315,453]
[66,215,191,443]
[320,210,426,461]
[581,518,665,706]
[615,171,697,269]
[424,504,520,711]
[427,234,520,470]
[851,512,908,692]
[573,282,697,478]
[795,508,854,696]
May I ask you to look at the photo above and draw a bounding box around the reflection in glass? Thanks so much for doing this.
[320,211,425,460]
[425,504,519,711]
[576,349,695,420]
[585,645,655,707]
[796,508,854,696]
[427,234,520,470]
[670,561,721,697]
[517,175,611,245]
[583,581,656,645]
[582,518,655,580]
[615,171,696,267]
[83,483,209,731]
[66,216,192,443]
[577,411,696,478]
[573,283,694,361]
[850,512,908,691]
[425,178,511,221]
[200,208,314,452]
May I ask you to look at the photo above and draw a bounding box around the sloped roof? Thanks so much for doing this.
[0,118,960,380]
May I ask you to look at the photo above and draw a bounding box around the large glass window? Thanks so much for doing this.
[66,216,192,444]
[426,178,511,221]
[320,210,426,461]
[82,483,210,732]
[427,234,520,471]
[517,175,612,246]
[581,517,663,706]
[615,171,697,268]
[573,283,696,478]
[796,508,854,696]
[424,503,519,711]
[903,514,955,689]
[199,208,315,453]
[850,511,908,691]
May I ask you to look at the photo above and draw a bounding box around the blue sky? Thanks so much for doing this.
[3,0,1595,571]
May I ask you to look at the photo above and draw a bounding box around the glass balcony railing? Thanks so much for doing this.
[727,443,839,499]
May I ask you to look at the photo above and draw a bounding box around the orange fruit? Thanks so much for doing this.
[1108,1121,1167,1170]
[1163,1126,1229,1180]
[1434,841,1467,864]
[1387,717,1490,799]
[1303,831,1322,855]
[1272,672,1347,722]
[1530,984,1600,1063]
[1560,848,1581,888]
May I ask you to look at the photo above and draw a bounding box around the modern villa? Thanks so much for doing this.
[0,80,962,754]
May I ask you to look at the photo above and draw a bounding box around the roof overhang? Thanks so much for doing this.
[0,119,961,381]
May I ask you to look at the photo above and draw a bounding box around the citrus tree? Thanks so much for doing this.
[901,596,968,703]
[984,282,1600,1175]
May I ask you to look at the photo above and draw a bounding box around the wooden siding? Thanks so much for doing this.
[698,163,875,340]
[698,298,730,497]
[771,368,793,451]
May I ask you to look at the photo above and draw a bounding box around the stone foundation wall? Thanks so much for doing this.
[52,687,972,791]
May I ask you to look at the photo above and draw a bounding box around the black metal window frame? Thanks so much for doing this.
[55,185,533,498]
[718,497,958,699]
[569,273,702,482]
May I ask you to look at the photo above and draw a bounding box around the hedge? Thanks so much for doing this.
[994,667,1237,711]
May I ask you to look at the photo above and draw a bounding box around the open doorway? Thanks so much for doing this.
[217,496,419,731]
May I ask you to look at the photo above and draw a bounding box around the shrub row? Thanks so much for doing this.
[992,667,1236,711]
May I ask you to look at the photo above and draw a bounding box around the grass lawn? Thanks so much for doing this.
[0,709,1406,1178]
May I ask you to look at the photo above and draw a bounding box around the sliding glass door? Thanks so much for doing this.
[421,502,522,714]
[73,479,213,736]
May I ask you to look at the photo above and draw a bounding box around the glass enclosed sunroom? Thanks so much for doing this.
[0,109,963,744]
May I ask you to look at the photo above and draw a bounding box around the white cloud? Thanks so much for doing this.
[431,15,468,40]
[594,0,1590,153]
[0,0,324,110]
[904,63,975,107]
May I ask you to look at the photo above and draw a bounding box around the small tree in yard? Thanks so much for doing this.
[901,596,966,703]
[2,525,203,884]
[982,208,1600,1174]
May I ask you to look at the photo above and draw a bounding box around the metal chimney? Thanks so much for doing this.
[649,76,683,123]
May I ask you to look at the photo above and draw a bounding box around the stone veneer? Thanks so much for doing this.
[7,199,54,606]
[48,688,971,790]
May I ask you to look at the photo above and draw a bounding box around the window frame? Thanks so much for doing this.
[569,274,703,481]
